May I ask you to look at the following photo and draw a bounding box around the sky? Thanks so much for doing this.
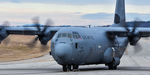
[0,0,150,26]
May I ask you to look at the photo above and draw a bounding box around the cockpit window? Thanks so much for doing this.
[57,32,81,39]
[57,34,62,38]
[68,34,72,38]
[73,32,81,39]
[57,33,72,38]
[62,33,67,37]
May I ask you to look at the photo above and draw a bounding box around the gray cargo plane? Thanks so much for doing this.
[0,0,150,72]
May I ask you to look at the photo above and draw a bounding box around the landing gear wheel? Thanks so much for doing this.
[108,62,117,70]
[108,64,117,70]
[67,65,72,71]
[63,65,67,72]
[107,59,118,70]
[73,65,79,71]
[62,65,72,72]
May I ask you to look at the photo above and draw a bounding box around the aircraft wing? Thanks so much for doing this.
[0,26,58,45]
[106,27,150,37]
[0,25,85,45]
[106,27,150,45]
[0,26,60,44]
[5,26,60,35]
[4,26,86,35]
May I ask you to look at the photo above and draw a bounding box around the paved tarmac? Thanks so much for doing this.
[1,55,150,75]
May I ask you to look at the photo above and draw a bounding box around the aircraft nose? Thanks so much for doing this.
[55,43,72,58]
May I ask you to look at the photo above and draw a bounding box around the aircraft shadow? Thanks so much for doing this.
[1,66,150,72]
[79,66,150,72]
[0,68,62,73]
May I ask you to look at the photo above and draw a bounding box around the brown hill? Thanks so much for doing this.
[0,35,51,62]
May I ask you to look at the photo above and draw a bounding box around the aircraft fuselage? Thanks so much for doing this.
[51,27,128,66]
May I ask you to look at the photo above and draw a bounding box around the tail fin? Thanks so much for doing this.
[112,0,126,27]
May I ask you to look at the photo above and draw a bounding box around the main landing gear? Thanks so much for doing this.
[107,61,117,70]
[62,65,79,72]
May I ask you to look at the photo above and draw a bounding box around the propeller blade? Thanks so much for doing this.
[3,38,10,45]
[27,36,39,48]
[45,19,53,26]
[38,19,53,51]
[133,42,142,54]
[132,18,142,54]
[39,19,53,51]
[32,17,40,25]
[143,37,149,40]
[42,19,53,34]
[2,21,10,26]
[124,23,130,32]
[40,45,49,52]
[132,21,139,33]
[32,17,41,31]
[2,21,10,45]
[27,17,41,48]
[132,17,142,33]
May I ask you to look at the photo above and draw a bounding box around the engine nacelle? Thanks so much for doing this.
[129,36,141,45]
[128,31,141,46]
[39,31,55,45]
[39,36,51,45]
[0,28,9,43]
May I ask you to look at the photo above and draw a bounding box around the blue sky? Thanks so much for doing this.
[1,0,150,5]
[0,0,150,26]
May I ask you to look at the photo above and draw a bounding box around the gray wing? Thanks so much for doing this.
[107,27,150,37]
[0,25,85,44]
[5,26,64,35]
[0,26,62,44]
[106,27,150,45]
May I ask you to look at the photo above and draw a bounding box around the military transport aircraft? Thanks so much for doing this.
[0,0,150,72]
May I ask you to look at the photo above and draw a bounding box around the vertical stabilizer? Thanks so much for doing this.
[112,0,126,27]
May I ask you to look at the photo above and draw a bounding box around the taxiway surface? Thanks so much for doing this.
[0,54,150,75]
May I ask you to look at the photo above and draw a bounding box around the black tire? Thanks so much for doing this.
[108,61,117,70]
[63,65,67,72]
[114,66,117,70]
[73,65,79,70]
[63,65,72,72]
[67,65,72,71]
[108,64,117,70]
[108,65,113,70]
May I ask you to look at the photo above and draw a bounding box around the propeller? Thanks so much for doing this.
[27,17,53,51]
[133,42,142,54]
[132,20,143,54]
[26,17,40,47]
[124,19,143,54]
[2,21,10,45]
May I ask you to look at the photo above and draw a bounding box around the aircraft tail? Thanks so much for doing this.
[112,0,126,27]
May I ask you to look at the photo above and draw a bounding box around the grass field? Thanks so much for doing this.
[0,35,51,62]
